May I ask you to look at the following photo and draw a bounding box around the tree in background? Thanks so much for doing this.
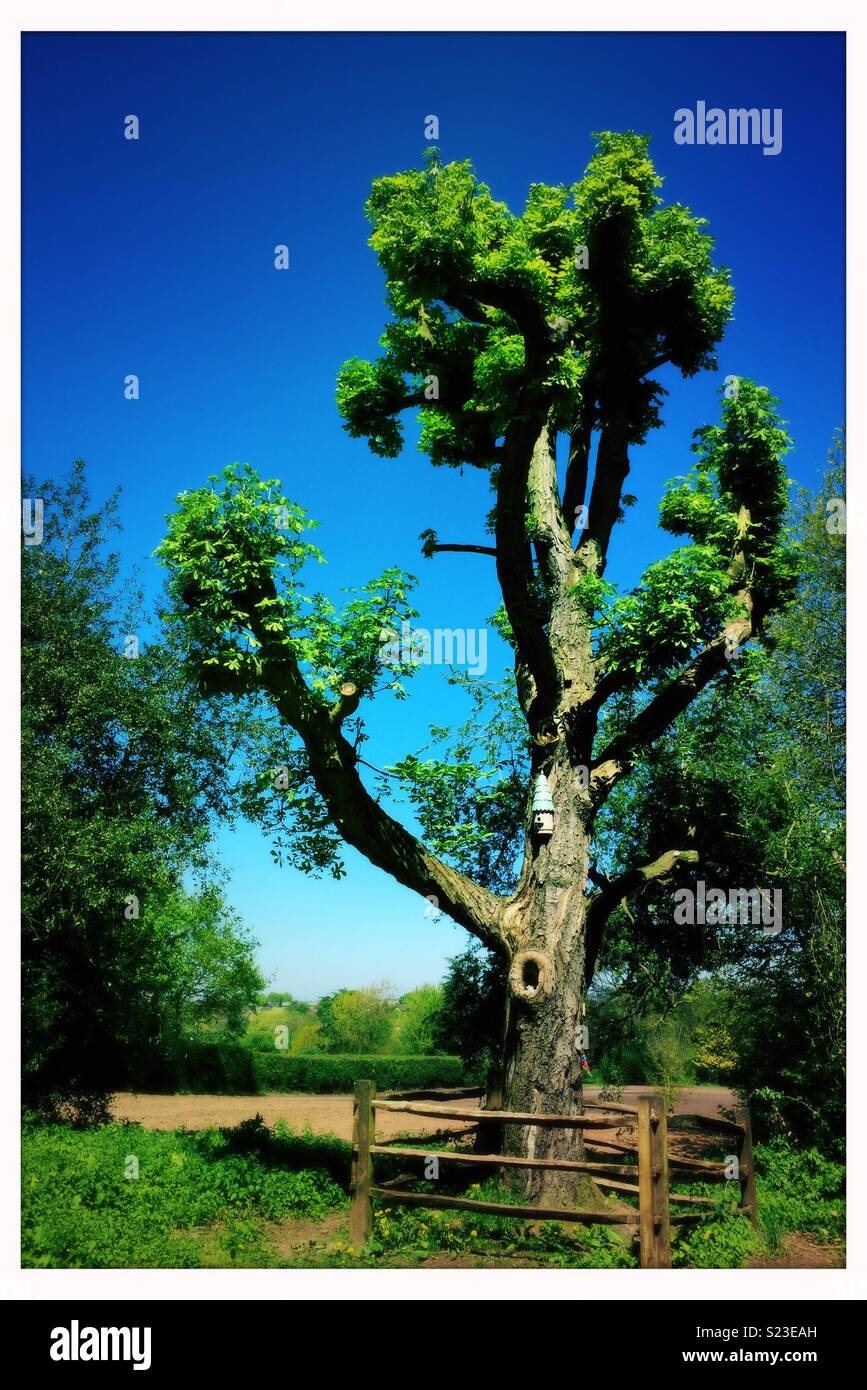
[22,463,263,1117]
[317,984,396,1054]
[434,944,507,1077]
[161,134,801,1202]
[257,990,308,1008]
[148,887,264,1045]
[242,982,446,1057]
[590,439,844,1148]
[244,995,314,1052]
[390,984,445,1055]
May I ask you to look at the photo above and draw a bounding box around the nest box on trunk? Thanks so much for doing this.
[531,772,555,840]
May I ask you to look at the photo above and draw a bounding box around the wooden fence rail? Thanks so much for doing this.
[350,1080,758,1268]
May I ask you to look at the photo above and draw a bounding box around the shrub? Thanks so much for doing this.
[753,1139,845,1248]
[133,1042,256,1093]
[669,1137,845,1267]
[252,1053,467,1094]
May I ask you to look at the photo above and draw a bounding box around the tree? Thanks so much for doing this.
[589,439,844,1147]
[160,134,799,1203]
[22,462,263,1115]
[434,944,507,1075]
[391,985,444,1055]
[316,985,395,1053]
[148,886,265,1044]
[257,990,308,1008]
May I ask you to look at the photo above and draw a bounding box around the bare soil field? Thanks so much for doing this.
[110,1084,737,1143]
[110,1091,478,1141]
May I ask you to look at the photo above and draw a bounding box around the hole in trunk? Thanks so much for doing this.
[522,959,540,993]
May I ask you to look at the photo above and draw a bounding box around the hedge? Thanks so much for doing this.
[134,1046,467,1095]
[126,1042,255,1094]
[160,1043,257,1094]
[252,1053,466,1094]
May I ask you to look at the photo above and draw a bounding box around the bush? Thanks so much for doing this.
[124,1046,468,1094]
[753,1140,845,1249]
[133,1042,257,1094]
[252,1053,467,1094]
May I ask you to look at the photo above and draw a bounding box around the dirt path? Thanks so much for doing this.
[111,1085,737,1142]
[587,1085,738,1118]
[748,1234,845,1269]
[264,1212,345,1260]
[110,1091,479,1141]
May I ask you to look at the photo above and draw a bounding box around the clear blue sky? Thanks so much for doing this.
[23,31,845,998]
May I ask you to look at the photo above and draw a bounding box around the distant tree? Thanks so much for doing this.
[433,945,506,1076]
[22,462,262,1116]
[391,985,444,1054]
[143,886,263,1047]
[244,997,313,1051]
[316,985,396,1054]
[257,990,308,1009]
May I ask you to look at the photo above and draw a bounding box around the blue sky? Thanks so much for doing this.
[23,31,845,997]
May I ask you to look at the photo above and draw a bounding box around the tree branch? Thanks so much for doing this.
[428,542,497,558]
[584,848,700,984]
[576,409,630,571]
[236,581,509,950]
[591,511,756,801]
[562,418,593,537]
[495,416,562,735]
[589,622,749,805]
[329,681,361,723]
[446,274,550,352]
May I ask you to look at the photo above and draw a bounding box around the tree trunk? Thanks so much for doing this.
[499,757,602,1209]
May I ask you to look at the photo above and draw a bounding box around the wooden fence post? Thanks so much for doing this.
[350,1079,375,1247]
[735,1104,760,1231]
[476,1064,504,1155]
[638,1094,672,1268]
[652,1096,672,1268]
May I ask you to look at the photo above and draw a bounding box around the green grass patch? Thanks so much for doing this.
[22,1121,843,1271]
[22,1117,349,1268]
[360,1177,638,1268]
[668,1138,845,1268]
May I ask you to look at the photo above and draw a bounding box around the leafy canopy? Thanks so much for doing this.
[337,134,734,467]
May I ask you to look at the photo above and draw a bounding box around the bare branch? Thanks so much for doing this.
[495,416,562,734]
[562,419,593,537]
[575,410,630,571]
[428,542,497,558]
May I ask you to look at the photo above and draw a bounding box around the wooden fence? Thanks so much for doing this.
[350,1080,758,1269]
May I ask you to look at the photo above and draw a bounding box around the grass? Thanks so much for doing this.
[22,1119,844,1270]
[22,1116,348,1268]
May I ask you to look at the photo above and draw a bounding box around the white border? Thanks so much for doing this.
[2,0,863,1303]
